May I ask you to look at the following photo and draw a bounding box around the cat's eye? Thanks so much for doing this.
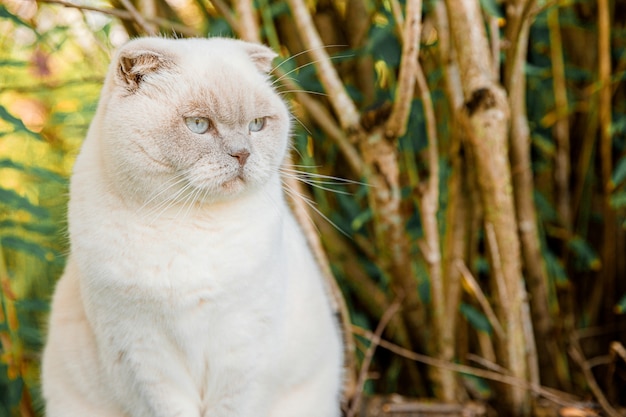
[184,117,210,134]
[248,117,266,133]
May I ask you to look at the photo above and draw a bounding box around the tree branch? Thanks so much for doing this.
[385,0,422,139]
[285,0,361,131]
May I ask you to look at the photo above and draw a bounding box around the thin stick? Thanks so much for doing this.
[36,0,200,37]
[456,259,505,339]
[118,0,157,35]
[569,339,622,417]
[347,300,402,417]
[351,325,577,408]
[385,0,422,139]
[285,0,360,131]
[275,71,365,176]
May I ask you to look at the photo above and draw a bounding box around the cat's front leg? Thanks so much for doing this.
[85,292,202,417]
[102,335,203,417]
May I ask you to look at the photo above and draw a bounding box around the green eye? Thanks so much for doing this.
[184,117,210,134]
[248,117,266,133]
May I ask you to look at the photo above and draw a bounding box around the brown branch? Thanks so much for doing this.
[36,0,200,37]
[569,340,622,417]
[208,0,241,34]
[385,0,422,139]
[547,5,572,231]
[347,300,402,417]
[457,260,505,339]
[118,0,157,35]
[233,0,259,42]
[276,74,364,176]
[414,61,456,400]
[285,0,361,131]
[598,0,616,318]
[351,325,579,408]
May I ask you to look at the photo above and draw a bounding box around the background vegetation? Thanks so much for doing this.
[0,0,624,415]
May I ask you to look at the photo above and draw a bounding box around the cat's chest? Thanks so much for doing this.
[73,200,285,305]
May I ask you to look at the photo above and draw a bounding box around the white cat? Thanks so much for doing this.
[41,37,343,417]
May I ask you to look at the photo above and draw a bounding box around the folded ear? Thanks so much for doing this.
[239,42,278,73]
[116,48,171,91]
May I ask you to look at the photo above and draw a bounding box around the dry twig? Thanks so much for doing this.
[348,300,402,417]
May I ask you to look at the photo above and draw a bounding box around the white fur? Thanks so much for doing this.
[42,37,343,417]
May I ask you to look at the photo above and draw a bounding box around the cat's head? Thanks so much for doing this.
[97,37,290,207]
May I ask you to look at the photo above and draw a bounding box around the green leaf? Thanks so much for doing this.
[368,25,401,68]
[0,60,27,67]
[545,249,568,285]
[615,293,626,314]
[610,192,626,209]
[0,219,57,235]
[460,302,492,334]
[0,188,49,218]
[479,0,504,17]
[568,236,601,271]
[612,156,626,187]
[0,105,42,141]
[0,4,30,28]
[0,159,66,183]
[0,236,59,262]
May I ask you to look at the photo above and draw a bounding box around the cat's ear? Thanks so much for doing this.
[116,48,171,91]
[241,43,278,73]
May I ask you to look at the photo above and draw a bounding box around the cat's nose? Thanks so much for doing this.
[230,150,250,166]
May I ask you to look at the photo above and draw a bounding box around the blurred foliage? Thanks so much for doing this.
[0,0,624,415]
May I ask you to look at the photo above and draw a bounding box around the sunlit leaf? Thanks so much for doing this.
[0,188,49,218]
[0,220,57,235]
[0,105,42,141]
[0,5,30,28]
[0,159,66,183]
[0,236,59,263]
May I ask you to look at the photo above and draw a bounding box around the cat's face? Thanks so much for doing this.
[98,37,290,207]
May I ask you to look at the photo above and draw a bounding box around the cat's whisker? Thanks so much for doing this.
[271,54,354,87]
[269,44,348,76]
[289,112,314,137]
[281,181,351,238]
[280,167,370,187]
[278,90,328,97]
[178,184,203,221]
[144,180,195,223]
[281,172,354,195]
[137,171,189,212]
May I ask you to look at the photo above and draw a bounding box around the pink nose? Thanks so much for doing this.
[230,150,250,166]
